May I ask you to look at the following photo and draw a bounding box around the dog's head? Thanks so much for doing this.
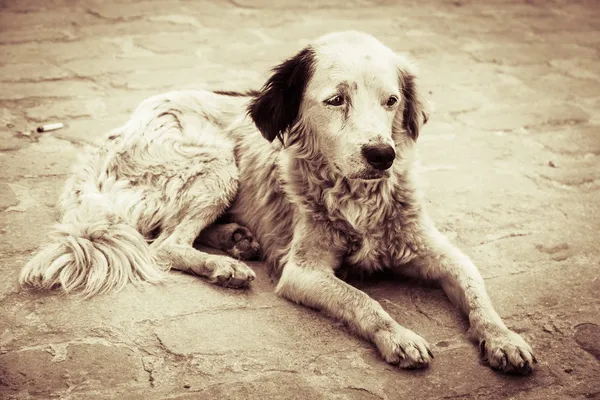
[249,31,429,180]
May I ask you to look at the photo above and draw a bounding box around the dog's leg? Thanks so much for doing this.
[276,226,433,369]
[153,219,256,288]
[195,223,261,261]
[404,219,536,374]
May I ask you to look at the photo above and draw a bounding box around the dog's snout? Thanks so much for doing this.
[362,144,395,171]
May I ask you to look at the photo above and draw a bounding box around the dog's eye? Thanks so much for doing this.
[325,95,345,107]
[386,96,399,107]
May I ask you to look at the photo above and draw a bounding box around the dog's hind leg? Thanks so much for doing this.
[195,223,261,261]
[150,163,257,289]
[153,217,256,288]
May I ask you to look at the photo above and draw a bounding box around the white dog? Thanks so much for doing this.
[20,31,536,374]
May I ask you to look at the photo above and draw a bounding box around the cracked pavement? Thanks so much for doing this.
[1,0,599,399]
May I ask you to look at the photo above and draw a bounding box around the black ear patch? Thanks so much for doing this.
[248,47,316,143]
[401,71,428,140]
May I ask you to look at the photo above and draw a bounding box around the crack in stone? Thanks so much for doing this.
[3,183,38,212]
[447,107,480,117]
[485,270,528,280]
[0,36,80,46]
[538,141,600,157]
[152,331,189,360]
[0,96,76,107]
[6,69,99,92]
[0,75,79,84]
[522,172,600,192]
[85,8,144,23]
[478,232,532,246]
[47,343,69,362]
[136,304,282,327]
[528,173,600,191]
[24,113,92,124]
[345,386,387,400]
[525,117,589,130]
[406,293,453,329]
[182,370,306,395]
[0,247,37,257]
[141,355,161,388]
[8,336,137,354]
[3,173,69,180]
[260,368,299,374]
[226,0,254,9]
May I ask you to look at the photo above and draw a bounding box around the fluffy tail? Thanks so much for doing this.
[20,204,166,297]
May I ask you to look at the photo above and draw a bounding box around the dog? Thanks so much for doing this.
[20,31,536,374]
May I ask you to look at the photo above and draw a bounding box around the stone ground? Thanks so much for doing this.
[1,0,599,398]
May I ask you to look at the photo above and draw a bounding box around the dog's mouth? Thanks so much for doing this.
[355,170,390,181]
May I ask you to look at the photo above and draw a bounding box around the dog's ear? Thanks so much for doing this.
[248,47,316,143]
[397,58,429,141]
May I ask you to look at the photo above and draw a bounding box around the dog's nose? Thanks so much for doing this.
[362,144,396,170]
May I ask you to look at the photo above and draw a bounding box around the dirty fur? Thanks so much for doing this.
[19,31,536,374]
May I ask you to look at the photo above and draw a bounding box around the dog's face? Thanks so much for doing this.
[249,31,428,180]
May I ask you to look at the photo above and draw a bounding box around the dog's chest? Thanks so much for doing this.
[343,225,416,274]
[332,191,421,273]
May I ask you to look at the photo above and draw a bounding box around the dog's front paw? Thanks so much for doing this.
[373,325,433,369]
[205,255,256,289]
[480,329,537,375]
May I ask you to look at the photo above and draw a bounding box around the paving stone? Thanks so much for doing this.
[55,116,130,145]
[0,27,76,45]
[0,342,145,396]
[132,32,216,54]
[0,203,57,254]
[0,40,122,66]
[0,8,93,32]
[456,102,590,131]
[469,43,598,66]
[180,372,328,400]
[0,0,78,13]
[0,62,73,83]
[0,133,79,173]
[535,125,600,156]
[0,255,26,299]
[109,68,210,91]
[532,159,600,191]
[574,323,600,360]
[0,183,18,211]
[76,18,201,39]
[418,55,502,86]
[153,306,361,356]
[525,73,600,100]
[0,132,29,153]
[0,80,106,101]
[24,98,108,123]
[232,0,398,9]
[61,53,202,77]
[0,177,65,254]
[86,0,194,21]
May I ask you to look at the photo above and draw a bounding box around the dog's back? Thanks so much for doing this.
[19,90,250,295]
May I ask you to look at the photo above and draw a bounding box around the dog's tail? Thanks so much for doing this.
[19,182,167,297]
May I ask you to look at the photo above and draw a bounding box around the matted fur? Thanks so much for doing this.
[20,31,536,374]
